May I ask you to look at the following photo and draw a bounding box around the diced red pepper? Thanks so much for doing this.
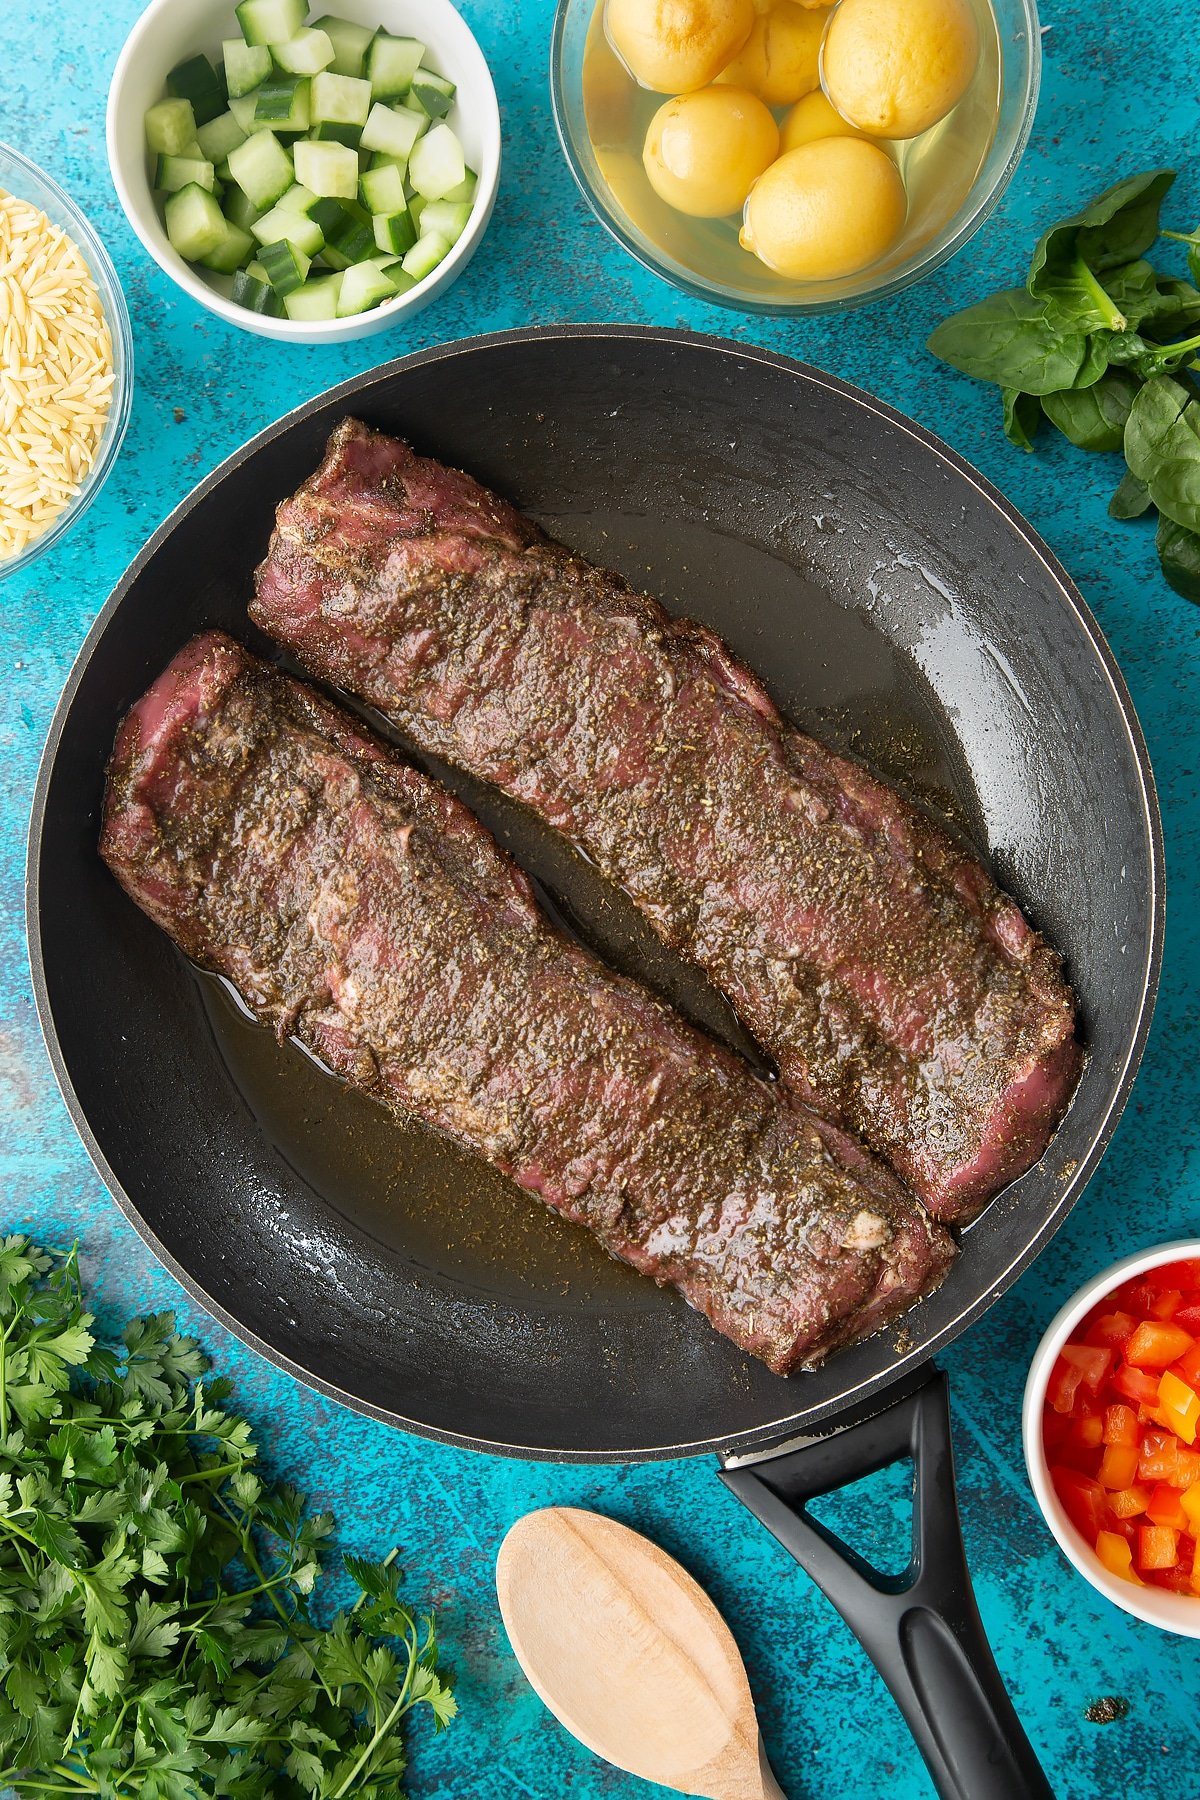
[1181,1486,1200,1534]
[1174,1342,1200,1389]
[1150,1289,1183,1320]
[1126,1321,1196,1368]
[1111,1365,1161,1408]
[1095,1530,1141,1584]
[1052,1466,1109,1543]
[1061,1344,1113,1393]
[1098,1443,1140,1489]
[1103,1403,1140,1446]
[1146,1260,1200,1291]
[1175,1304,1200,1334]
[1137,1523,1179,1570]
[1174,1445,1200,1486]
[1085,1310,1138,1350]
[1110,1483,1151,1518]
[1072,1415,1104,1451]
[1139,1428,1182,1483]
[1047,1354,1086,1414]
[1146,1482,1189,1529]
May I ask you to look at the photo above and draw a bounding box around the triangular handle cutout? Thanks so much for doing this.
[805,1454,917,1587]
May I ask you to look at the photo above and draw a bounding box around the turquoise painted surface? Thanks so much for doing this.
[3,2,1200,1795]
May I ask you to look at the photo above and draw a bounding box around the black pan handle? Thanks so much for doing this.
[721,1367,1054,1800]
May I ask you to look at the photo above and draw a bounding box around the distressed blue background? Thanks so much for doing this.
[3,2,1200,1795]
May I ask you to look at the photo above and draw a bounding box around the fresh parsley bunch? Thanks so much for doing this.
[928,169,1200,602]
[0,1237,455,1798]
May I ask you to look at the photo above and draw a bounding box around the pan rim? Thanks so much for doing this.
[24,323,1165,1464]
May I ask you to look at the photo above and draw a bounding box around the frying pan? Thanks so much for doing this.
[28,327,1161,1800]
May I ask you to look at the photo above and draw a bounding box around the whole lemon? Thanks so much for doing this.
[606,0,755,93]
[644,87,780,217]
[822,0,980,139]
[740,138,906,279]
[714,1,831,106]
[780,89,868,151]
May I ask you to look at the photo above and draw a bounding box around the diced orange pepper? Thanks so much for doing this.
[1110,1484,1151,1519]
[1096,1530,1142,1585]
[1139,1428,1181,1483]
[1146,1482,1189,1529]
[1073,1415,1104,1450]
[1098,1443,1140,1489]
[1137,1524,1179,1570]
[1150,1289,1183,1320]
[1176,1445,1200,1486]
[1156,1370,1200,1446]
[1181,1485,1200,1533]
[1103,1403,1140,1446]
[1126,1321,1196,1368]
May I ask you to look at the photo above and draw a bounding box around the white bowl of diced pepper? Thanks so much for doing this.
[107,0,501,340]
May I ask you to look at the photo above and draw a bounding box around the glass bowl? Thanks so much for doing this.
[550,0,1041,315]
[0,142,133,581]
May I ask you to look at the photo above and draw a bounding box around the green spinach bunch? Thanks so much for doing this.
[928,169,1200,601]
[0,1237,456,1798]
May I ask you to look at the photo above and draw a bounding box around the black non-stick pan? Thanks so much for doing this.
[28,328,1161,1800]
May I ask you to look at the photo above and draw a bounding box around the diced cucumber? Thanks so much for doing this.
[227,129,294,208]
[214,159,233,183]
[258,237,312,293]
[272,28,336,75]
[145,98,197,157]
[335,258,397,316]
[409,71,456,121]
[223,185,262,230]
[408,123,464,200]
[293,138,358,198]
[325,203,374,260]
[400,229,449,282]
[167,56,226,128]
[366,33,424,99]
[251,206,325,257]
[308,195,348,235]
[310,71,371,126]
[164,183,228,261]
[312,15,374,79]
[440,167,477,205]
[195,109,248,164]
[358,161,405,215]
[223,38,273,98]
[154,154,217,195]
[360,101,425,160]
[235,0,307,48]
[254,75,311,132]
[372,208,416,255]
[417,198,471,246]
[407,193,427,232]
[310,121,363,146]
[277,181,319,213]
[227,93,261,133]
[284,272,344,320]
[198,218,257,273]
[231,266,284,314]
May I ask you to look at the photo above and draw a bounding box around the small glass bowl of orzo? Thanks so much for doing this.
[0,142,132,577]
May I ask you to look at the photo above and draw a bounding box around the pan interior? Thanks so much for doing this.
[31,332,1158,1459]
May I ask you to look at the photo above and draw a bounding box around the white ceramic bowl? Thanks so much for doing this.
[1023,1239,1200,1637]
[107,0,500,343]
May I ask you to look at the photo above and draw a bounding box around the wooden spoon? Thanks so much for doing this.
[496,1506,787,1800]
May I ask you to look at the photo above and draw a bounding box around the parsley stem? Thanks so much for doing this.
[0,1325,9,1442]
[176,1460,243,1486]
[331,1635,419,1799]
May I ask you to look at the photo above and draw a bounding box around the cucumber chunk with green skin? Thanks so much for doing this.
[167,56,226,128]
[227,93,261,133]
[154,154,217,195]
[231,267,284,314]
[293,138,359,199]
[227,130,294,208]
[366,33,425,98]
[164,183,228,261]
[417,198,471,245]
[440,168,478,205]
[235,0,307,47]
[284,272,344,320]
[372,208,416,255]
[145,98,198,157]
[254,75,311,131]
[195,109,248,164]
[359,162,406,215]
[223,38,272,98]
[407,123,465,201]
[197,218,257,273]
[277,182,320,214]
[312,15,375,79]
[360,101,425,160]
[310,120,363,146]
[273,28,336,75]
[409,71,456,121]
[400,229,450,282]
[223,185,262,231]
[310,71,372,126]
[325,206,375,260]
[308,195,348,235]
[251,206,325,257]
[258,237,311,293]
[335,258,398,316]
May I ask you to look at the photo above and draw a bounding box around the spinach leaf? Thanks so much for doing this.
[1108,469,1153,519]
[1072,332,1111,388]
[1029,169,1176,287]
[1124,375,1200,532]
[1157,514,1200,601]
[927,289,1088,393]
[1107,327,1200,378]
[1042,369,1140,452]
[1038,256,1128,334]
[1002,388,1041,450]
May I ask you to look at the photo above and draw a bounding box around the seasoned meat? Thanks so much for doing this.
[252,419,1082,1222]
[99,633,954,1375]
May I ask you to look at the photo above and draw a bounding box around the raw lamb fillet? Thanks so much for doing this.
[252,419,1082,1222]
[99,632,954,1375]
